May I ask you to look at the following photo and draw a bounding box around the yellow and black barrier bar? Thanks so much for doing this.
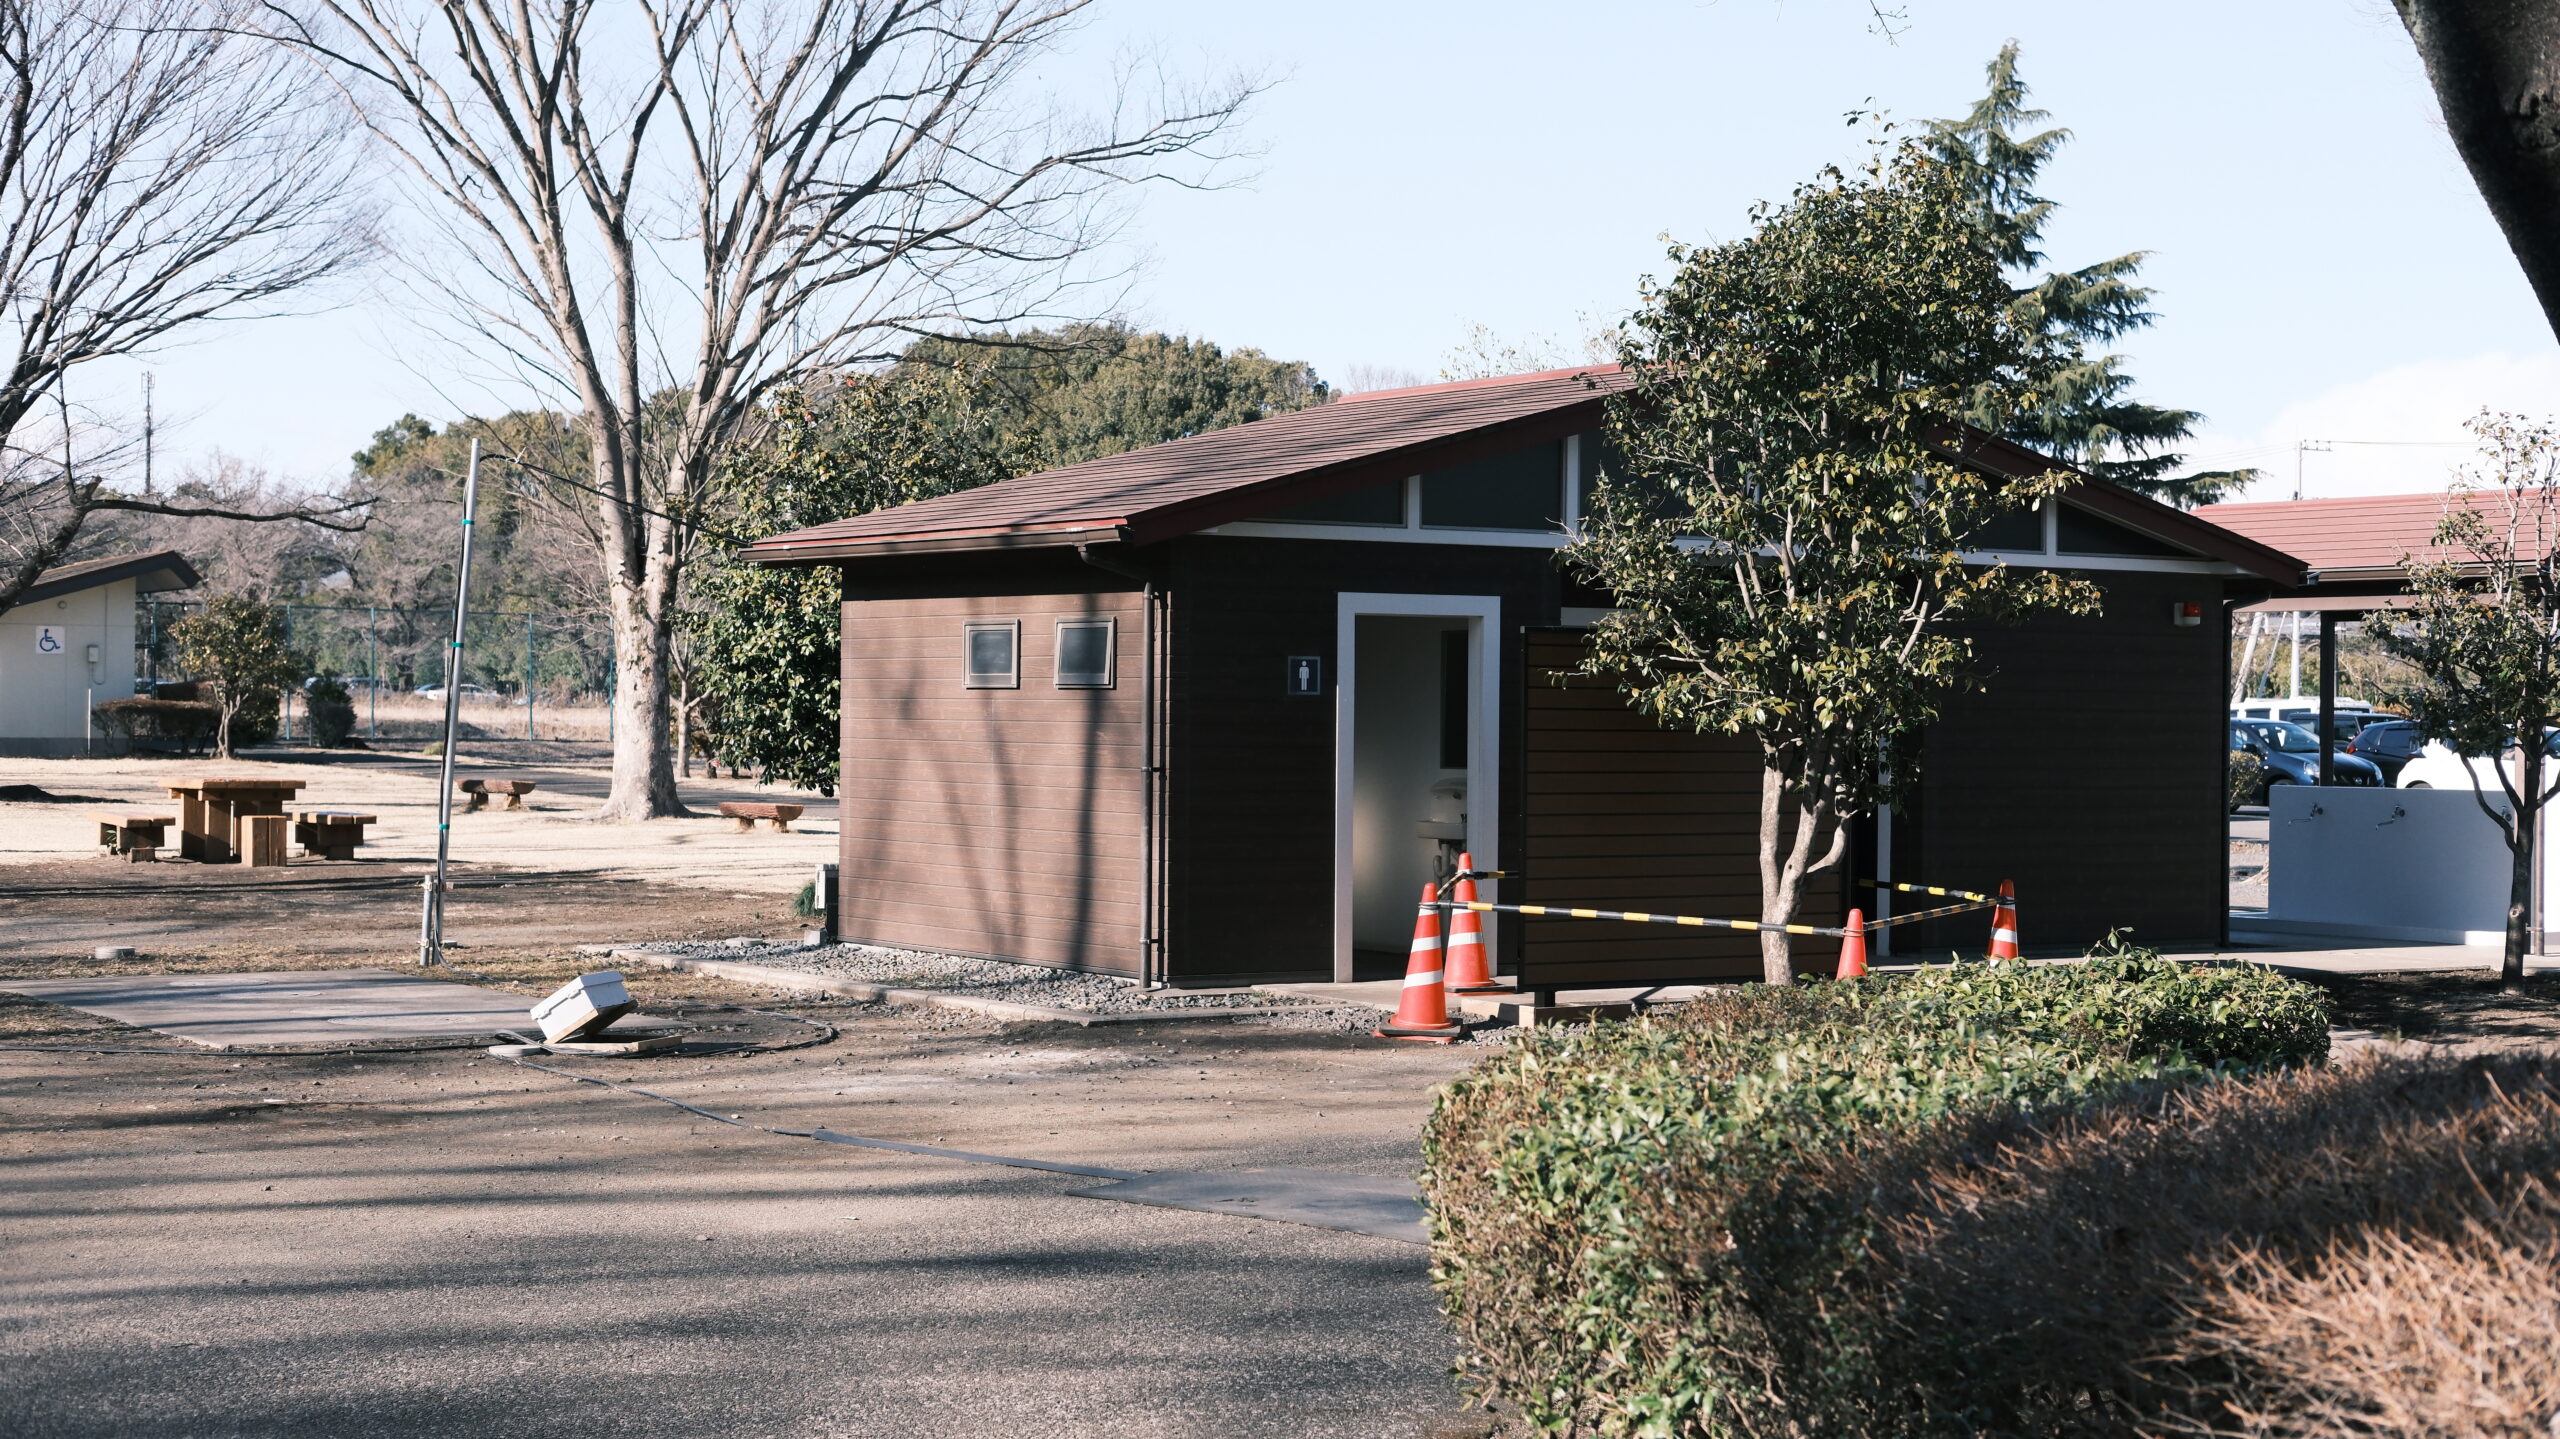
[1858,879,1995,904]
[1858,898,1995,931]
[1433,899,1848,939]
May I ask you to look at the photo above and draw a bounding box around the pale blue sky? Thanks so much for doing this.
[85,0,2554,499]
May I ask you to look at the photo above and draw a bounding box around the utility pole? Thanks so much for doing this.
[142,374,154,496]
[2293,439,2333,501]
[419,440,482,968]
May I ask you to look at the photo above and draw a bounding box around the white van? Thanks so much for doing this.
[2230,695,2374,722]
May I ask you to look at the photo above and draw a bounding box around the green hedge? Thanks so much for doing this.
[1419,951,2330,1437]
[2229,748,2263,811]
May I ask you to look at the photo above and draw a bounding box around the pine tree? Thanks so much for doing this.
[1927,44,2254,507]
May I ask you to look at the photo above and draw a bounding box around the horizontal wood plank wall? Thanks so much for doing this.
[1518,630,1840,987]
[1164,535,1560,983]
[1908,571,2230,952]
[836,579,1145,974]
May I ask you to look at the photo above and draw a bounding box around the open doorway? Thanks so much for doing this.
[1334,594,1500,982]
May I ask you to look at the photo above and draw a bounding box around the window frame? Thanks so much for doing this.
[1053,616,1117,689]
[962,619,1021,689]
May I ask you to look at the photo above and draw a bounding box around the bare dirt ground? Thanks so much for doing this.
[0,831,1491,1437]
[0,749,837,897]
[2311,969,2560,1055]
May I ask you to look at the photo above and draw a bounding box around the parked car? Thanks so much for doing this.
[2229,718,2385,801]
[412,682,500,702]
[2345,719,2427,785]
[2280,708,2404,751]
[305,674,390,695]
[2397,731,2560,791]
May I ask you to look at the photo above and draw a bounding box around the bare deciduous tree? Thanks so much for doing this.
[0,0,372,613]
[267,0,1256,819]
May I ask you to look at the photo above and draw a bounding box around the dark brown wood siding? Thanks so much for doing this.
[1161,535,1562,983]
[1899,570,2234,952]
[1517,630,1842,987]
[836,571,1146,974]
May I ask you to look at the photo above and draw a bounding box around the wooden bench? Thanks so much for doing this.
[291,810,377,861]
[94,813,176,862]
[717,801,804,832]
[458,778,539,812]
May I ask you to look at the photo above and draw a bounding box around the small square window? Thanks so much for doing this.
[1055,618,1115,688]
[963,621,1019,689]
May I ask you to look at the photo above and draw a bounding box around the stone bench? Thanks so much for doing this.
[716,801,804,833]
[458,778,538,812]
[292,810,377,861]
[94,813,176,862]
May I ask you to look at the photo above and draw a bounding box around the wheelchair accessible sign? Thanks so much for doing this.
[34,624,65,654]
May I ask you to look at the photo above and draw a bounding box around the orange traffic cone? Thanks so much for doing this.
[1835,909,1868,979]
[1376,883,1464,1042]
[1988,880,2020,961]
[1445,852,1502,994]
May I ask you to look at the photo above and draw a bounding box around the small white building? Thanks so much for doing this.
[0,551,199,757]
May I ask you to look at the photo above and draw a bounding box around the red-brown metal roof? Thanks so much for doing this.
[2193,491,2532,582]
[741,366,1626,562]
[742,365,2306,583]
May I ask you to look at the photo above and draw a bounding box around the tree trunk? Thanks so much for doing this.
[2505,802,2533,989]
[598,577,685,821]
[2395,3,2560,342]
[1758,764,1815,985]
[215,701,238,761]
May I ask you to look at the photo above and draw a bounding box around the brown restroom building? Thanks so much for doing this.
[743,367,2309,990]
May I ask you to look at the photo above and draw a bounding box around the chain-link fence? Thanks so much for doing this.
[138,599,619,744]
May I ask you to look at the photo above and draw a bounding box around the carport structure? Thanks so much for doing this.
[749,367,2308,991]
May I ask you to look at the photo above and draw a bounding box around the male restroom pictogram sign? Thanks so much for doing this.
[1285,655,1322,697]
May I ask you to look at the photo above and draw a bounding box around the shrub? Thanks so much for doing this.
[1847,1055,2560,1437]
[1420,952,2332,1437]
[2229,748,2264,810]
[93,697,218,755]
[306,679,357,747]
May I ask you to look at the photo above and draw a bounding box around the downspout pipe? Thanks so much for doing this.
[1077,543,1164,988]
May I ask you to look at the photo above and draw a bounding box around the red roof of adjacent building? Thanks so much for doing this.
[2192,491,2544,582]
[742,365,2308,583]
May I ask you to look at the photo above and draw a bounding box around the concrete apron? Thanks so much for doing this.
[0,968,563,1047]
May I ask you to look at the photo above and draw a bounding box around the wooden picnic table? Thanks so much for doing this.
[292,810,377,861]
[161,777,308,864]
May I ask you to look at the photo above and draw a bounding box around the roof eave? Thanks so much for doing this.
[742,523,1131,566]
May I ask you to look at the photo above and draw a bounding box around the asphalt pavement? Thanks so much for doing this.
[0,1002,1483,1438]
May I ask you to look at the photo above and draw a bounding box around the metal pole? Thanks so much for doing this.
[281,605,294,743]
[525,616,535,741]
[2317,612,2338,787]
[420,440,482,968]
[367,606,378,742]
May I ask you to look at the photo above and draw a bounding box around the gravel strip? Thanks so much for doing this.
[616,939,1318,1016]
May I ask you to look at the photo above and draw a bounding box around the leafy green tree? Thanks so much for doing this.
[1567,140,2098,985]
[687,365,1034,792]
[1925,44,2252,507]
[170,593,303,759]
[901,322,1327,466]
[2377,413,2560,988]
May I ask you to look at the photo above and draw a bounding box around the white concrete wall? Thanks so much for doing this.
[2266,784,2515,943]
[0,579,137,753]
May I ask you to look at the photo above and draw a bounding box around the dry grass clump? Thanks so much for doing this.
[2169,1181,2560,1438]
[1848,1055,2560,1437]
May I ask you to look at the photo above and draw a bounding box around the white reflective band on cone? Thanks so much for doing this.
[1993,929,2018,944]
[1447,933,1481,947]
[1411,938,1440,953]
[1404,970,1444,988]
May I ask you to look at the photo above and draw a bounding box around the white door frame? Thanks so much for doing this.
[1334,592,1503,983]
